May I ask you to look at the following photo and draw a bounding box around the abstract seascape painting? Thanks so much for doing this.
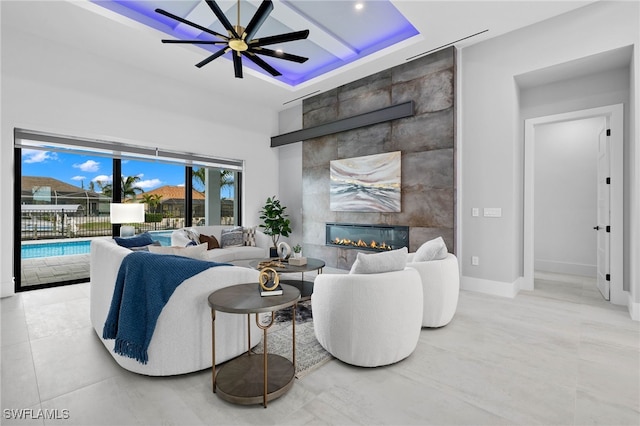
[330,151,401,212]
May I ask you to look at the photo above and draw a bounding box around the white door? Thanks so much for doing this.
[596,126,610,300]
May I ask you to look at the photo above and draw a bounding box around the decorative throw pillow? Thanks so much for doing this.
[243,226,257,247]
[182,227,200,246]
[199,234,220,250]
[349,247,408,274]
[148,243,208,259]
[220,226,244,248]
[114,232,154,249]
[414,237,448,262]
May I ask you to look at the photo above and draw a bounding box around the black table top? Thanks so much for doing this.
[208,283,300,314]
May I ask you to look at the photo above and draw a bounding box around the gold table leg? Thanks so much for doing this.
[256,311,275,408]
[211,309,216,393]
[292,303,296,369]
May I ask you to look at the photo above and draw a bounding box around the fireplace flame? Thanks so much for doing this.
[332,237,392,251]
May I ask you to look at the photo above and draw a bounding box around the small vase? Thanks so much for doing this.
[293,252,302,259]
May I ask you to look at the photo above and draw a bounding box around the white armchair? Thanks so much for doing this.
[407,252,460,327]
[312,268,423,367]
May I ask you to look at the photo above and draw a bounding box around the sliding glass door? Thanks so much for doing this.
[14,129,244,292]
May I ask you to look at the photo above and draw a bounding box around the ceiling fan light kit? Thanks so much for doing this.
[156,0,310,79]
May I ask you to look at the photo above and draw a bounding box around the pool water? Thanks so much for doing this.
[148,230,173,246]
[20,231,172,259]
[21,231,175,259]
[22,240,91,259]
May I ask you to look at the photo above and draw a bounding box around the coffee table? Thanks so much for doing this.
[248,258,325,300]
[208,283,300,408]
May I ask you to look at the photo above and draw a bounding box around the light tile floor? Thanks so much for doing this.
[1,271,638,425]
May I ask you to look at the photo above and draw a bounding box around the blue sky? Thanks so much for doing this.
[22,149,189,193]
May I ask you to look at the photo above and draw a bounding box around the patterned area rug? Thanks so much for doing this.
[253,301,333,379]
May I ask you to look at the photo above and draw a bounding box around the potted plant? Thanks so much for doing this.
[292,244,302,258]
[259,196,292,257]
[289,243,307,265]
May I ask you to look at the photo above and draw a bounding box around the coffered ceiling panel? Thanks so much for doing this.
[91,0,419,86]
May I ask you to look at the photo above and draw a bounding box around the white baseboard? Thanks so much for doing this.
[461,276,521,298]
[628,293,640,321]
[534,259,596,277]
[0,277,15,298]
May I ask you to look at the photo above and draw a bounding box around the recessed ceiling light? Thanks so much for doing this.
[276,49,284,55]
[355,3,364,11]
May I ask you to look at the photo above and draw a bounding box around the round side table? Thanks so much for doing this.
[208,283,300,408]
[248,258,325,300]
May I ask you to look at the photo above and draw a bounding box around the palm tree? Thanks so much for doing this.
[96,180,112,198]
[220,170,234,200]
[122,175,144,200]
[193,167,206,193]
[192,168,234,198]
[141,193,163,214]
[96,176,144,200]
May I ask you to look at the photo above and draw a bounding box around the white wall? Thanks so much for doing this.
[534,118,603,277]
[1,12,279,297]
[276,105,303,248]
[460,0,639,303]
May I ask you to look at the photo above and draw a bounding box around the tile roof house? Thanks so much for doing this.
[135,185,205,217]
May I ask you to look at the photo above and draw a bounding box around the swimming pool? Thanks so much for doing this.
[22,240,91,259]
[148,230,173,246]
[21,231,175,259]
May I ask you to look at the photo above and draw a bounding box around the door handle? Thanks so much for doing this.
[593,226,601,230]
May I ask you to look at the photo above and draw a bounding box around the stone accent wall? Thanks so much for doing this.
[302,47,456,270]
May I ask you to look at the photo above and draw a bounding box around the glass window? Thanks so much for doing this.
[123,159,186,232]
[14,129,243,292]
[192,167,238,226]
[20,149,113,289]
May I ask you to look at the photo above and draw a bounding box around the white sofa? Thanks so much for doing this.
[171,225,270,262]
[407,252,460,327]
[312,267,423,367]
[90,237,262,376]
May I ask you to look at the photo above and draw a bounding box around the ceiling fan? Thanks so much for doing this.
[156,0,310,79]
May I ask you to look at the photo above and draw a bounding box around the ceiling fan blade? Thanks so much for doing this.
[233,51,243,78]
[242,51,281,77]
[251,47,308,63]
[205,0,239,39]
[195,47,229,68]
[243,0,273,41]
[161,39,227,45]
[251,30,310,47]
[156,8,228,40]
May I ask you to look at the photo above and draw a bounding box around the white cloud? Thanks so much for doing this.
[137,179,162,190]
[92,175,112,183]
[22,149,57,164]
[73,160,100,172]
[71,176,86,181]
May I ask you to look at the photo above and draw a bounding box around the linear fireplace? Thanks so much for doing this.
[326,223,409,252]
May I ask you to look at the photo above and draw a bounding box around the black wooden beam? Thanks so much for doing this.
[271,101,414,147]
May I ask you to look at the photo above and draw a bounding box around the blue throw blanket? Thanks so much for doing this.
[103,251,230,364]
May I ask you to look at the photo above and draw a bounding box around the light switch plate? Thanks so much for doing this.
[472,208,479,217]
[484,208,502,218]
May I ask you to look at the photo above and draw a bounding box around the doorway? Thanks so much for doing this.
[523,104,624,304]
